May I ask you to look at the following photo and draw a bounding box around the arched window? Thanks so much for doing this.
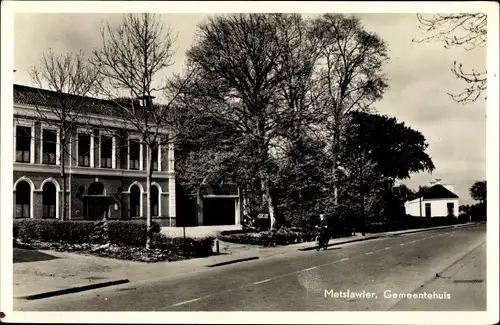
[130,185,141,217]
[150,185,159,216]
[42,182,57,218]
[88,182,104,195]
[15,181,31,218]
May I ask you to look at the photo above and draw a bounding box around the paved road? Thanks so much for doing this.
[15,224,486,311]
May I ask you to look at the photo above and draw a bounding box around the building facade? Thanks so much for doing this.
[13,84,176,226]
[404,181,459,218]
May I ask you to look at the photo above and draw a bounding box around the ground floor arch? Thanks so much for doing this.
[42,181,58,219]
[15,178,33,219]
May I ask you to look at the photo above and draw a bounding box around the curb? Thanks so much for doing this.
[386,222,478,237]
[205,256,259,267]
[298,222,479,251]
[16,279,130,300]
[298,236,381,251]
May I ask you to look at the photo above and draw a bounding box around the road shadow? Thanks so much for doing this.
[13,248,60,263]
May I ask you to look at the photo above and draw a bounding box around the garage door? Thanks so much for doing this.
[203,198,236,226]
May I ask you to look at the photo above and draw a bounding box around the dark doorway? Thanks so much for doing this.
[42,182,57,218]
[130,185,141,217]
[85,182,108,220]
[176,184,198,227]
[150,186,159,216]
[203,198,236,226]
[425,203,432,218]
[15,181,31,218]
[447,202,455,216]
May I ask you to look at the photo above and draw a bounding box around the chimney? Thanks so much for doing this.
[430,178,442,187]
[137,95,155,108]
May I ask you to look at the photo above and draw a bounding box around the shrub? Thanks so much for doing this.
[365,222,386,233]
[13,223,19,239]
[217,231,271,246]
[151,233,215,257]
[458,213,469,223]
[107,220,161,247]
[219,229,256,236]
[13,219,160,246]
[218,227,317,246]
[15,219,101,244]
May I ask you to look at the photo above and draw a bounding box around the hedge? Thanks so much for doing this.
[151,233,215,257]
[14,219,161,247]
[107,220,161,247]
[218,227,318,247]
[218,229,257,236]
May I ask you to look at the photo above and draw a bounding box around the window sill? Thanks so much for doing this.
[13,163,174,178]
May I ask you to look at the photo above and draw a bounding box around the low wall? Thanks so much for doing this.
[161,225,243,238]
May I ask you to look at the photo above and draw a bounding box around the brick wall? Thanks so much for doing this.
[14,117,174,224]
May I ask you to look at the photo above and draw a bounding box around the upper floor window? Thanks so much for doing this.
[100,135,114,168]
[42,129,57,165]
[78,133,92,167]
[129,139,141,170]
[15,126,32,163]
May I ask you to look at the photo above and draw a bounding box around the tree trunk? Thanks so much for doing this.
[242,189,248,223]
[196,185,203,226]
[332,151,338,206]
[332,123,343,207]
[146,148,153,250]
[261,178,276,229]
[61,140,67,221]
[359,159,365,236]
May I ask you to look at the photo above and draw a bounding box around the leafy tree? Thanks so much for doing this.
[405,185,430,201]
[470,180,487,203]
[338,111,435,233]
[179,14,322,228]
[272,134,331,228]
[394,184,415,202]
[413,14,487,103]
[344,111,435,179]
[459,204,471,215]
[175,13,394,229]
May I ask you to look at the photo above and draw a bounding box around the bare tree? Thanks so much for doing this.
[91,13,194,249]
[309,14,389,210]
[413,13,487,103]
[178,13,324,229]
[29,49,100,221]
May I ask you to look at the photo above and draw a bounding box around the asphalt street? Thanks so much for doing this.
[15,223,486,311]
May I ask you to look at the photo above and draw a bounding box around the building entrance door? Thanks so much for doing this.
[447,202,455,216]
[86,197,109,220]
[85,182,109,220]
[425,203,432,218]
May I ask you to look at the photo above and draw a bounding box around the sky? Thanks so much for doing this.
[13,12,487,205]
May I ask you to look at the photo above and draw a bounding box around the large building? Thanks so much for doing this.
[13,84,175,226]
[12,84,242,231]
[404,180,459,218]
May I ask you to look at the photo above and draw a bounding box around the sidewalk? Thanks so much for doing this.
[13,222,478,300]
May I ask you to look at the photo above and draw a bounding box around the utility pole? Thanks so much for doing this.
[419,185,422,218]
[359,148,365,237]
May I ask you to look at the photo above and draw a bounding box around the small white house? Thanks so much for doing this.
[405,181,459,218]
